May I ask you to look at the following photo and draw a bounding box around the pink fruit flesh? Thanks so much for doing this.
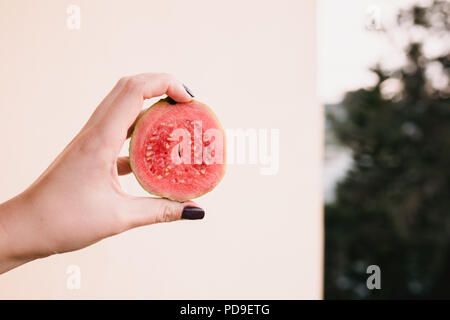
[129,98,226,201]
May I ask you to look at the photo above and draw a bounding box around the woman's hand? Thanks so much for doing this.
[0,73,205,274]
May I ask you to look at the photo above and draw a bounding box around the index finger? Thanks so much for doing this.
[96,73,193,150]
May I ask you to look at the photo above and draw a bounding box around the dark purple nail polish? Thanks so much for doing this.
[166,96,177,104]
[182,206,204,220]
[183,84,195,97]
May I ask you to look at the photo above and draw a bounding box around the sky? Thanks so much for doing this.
[317,0,428,104]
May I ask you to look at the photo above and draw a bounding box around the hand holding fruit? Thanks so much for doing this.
[0,73,210,274]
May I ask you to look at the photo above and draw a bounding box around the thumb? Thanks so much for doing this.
[123,197,205,229]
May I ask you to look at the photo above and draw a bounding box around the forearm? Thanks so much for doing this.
[0,194,39,274]
[0,250,34,274]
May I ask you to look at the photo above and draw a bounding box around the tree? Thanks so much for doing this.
[325,0,450,299]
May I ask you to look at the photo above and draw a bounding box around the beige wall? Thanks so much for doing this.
[0,0,322,299]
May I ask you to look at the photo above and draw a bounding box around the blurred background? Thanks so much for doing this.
[320,0,450,298]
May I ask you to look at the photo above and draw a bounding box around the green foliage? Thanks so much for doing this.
[325,0,450,299]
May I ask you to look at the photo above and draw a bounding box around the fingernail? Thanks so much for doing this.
[183,84,195,97]
[166,96,177,105]
[182,206,204,220]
